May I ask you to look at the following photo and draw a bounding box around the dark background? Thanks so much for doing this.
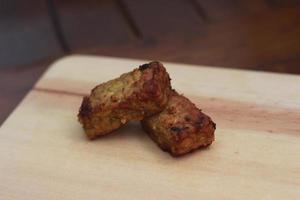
[0,0,300,123]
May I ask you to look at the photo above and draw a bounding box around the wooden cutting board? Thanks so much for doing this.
[0,55,299,199]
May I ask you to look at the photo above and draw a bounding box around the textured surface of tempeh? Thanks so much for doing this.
[78,61,171,139]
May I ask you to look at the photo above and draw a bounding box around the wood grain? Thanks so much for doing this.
[0,56,299,199]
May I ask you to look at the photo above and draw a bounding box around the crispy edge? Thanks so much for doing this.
[141,91,216,157]
[78,61,171,139]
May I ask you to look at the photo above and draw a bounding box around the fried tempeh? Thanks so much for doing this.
[78,61,171,139]
[141,90,216,156]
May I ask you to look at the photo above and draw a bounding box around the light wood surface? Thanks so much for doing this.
[0,55,299,199]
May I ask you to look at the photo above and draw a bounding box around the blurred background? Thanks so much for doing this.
[0,0,300,122]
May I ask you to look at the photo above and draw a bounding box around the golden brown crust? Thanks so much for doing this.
[141,90,216,156]
[78,61,171,139]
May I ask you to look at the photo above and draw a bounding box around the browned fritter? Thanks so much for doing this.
[78,61,171,139]
[141,90,216,156]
